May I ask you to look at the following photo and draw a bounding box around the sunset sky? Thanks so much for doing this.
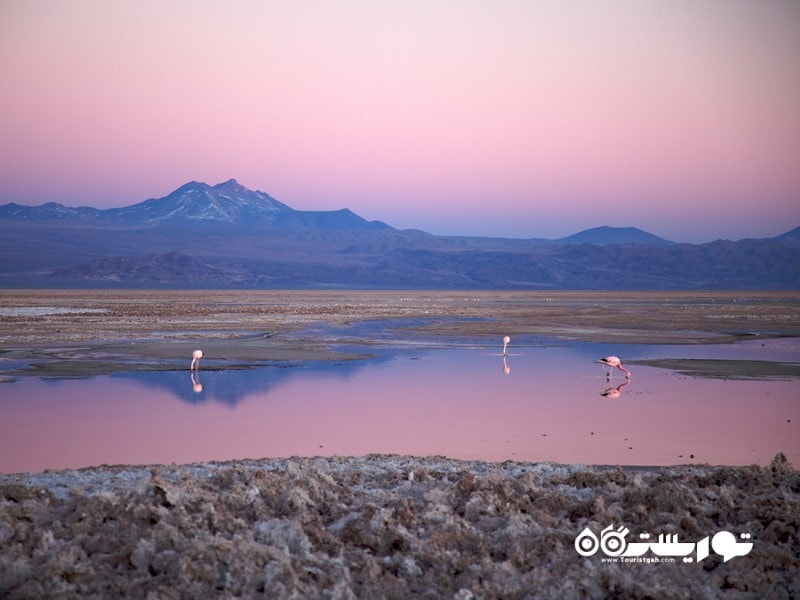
[1,0,798,242]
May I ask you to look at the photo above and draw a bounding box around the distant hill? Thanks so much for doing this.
[1,180,798,289]
[773,226,800,247]
[0,202,102,222]
[554,226,675,246]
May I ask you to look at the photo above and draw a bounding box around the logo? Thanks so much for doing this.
[575,525,753,564]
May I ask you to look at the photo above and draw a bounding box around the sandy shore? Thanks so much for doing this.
[1,454,798,598]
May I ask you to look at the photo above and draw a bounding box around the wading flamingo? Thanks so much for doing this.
[594,356,631,378]
[502,335,511,356]
[190,349,204,371]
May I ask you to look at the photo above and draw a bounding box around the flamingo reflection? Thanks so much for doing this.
[502,355,511,375]
[601,379,630,398]
[190,371,203,393]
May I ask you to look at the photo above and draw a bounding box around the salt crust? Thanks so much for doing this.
[1,454,798,598]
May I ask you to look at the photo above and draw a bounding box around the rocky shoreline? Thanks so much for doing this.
[2,454,798,598]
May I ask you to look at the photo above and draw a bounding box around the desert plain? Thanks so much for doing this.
[1,289,799,598]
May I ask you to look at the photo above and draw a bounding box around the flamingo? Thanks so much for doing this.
[502,335,511,356]
[190,349,204,371]
[594,356,631,378]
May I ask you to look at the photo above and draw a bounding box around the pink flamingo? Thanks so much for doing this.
[595,356,631,378]
[502,335,511,356]
[190,349,204,371]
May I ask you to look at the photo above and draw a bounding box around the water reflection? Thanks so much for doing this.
[114,363,343,406]
[601,380,630,398]
[103,349,408,406]
[190,371,203,393]
[1,341,798,473]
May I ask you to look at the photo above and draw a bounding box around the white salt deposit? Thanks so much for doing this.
[0,307,108,317]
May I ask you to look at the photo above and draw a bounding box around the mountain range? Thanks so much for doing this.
[1,179,798,289]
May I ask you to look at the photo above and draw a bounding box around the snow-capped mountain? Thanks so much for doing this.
[105,179,291,225]
[0,179,391,230]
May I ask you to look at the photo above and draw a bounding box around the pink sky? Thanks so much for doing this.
[1,1,798,242]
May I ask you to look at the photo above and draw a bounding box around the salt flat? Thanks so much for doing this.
[2,290,799,376]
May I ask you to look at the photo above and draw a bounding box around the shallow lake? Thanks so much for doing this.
[1,332,798,473]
